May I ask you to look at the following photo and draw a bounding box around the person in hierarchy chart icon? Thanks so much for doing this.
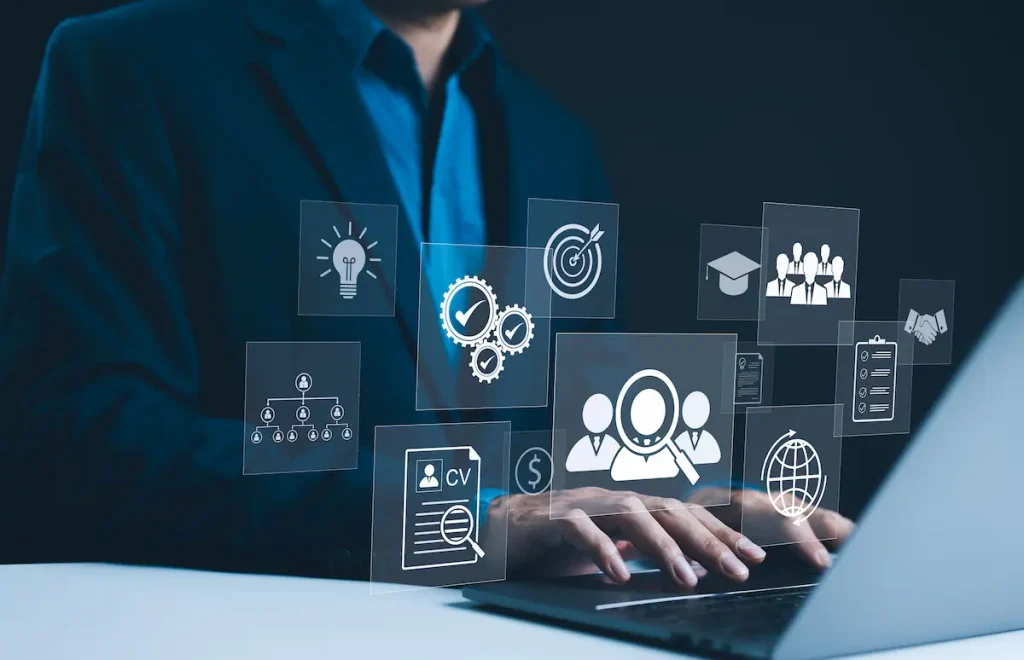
[566,394,622,472]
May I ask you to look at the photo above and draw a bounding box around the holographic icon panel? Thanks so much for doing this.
[298,201,399,316]
[243,342,360,475]
[370,421,511,594]
[416,244,552,411]
[550,333,738,518]
[741,404,843,548]
[527,198,619,319]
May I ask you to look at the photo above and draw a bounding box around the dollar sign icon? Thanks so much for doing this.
[515,447,552,494]
[527,454,542,490]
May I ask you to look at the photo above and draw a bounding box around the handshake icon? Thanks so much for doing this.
[904,309,948,346]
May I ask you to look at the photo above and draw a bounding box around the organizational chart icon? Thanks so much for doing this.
[439,276,535,384]
[243,342,360,475]
[251,371,353,445]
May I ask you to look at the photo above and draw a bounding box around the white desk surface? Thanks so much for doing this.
[0,563,1021,659]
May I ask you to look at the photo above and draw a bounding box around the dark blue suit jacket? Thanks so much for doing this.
[0,0,610,577]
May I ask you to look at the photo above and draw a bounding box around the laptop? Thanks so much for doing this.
[464,281,1024,659]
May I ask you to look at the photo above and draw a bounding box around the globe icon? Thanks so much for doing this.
[760,431,827,525]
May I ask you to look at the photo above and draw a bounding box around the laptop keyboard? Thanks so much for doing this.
[609,587,811,648]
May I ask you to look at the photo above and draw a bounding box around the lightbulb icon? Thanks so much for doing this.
[332,239,366,299]
[319,221,380,300]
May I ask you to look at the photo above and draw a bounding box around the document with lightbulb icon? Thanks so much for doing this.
[297,200,399,316]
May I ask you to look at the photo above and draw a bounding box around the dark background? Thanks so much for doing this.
[1,1,1020,525]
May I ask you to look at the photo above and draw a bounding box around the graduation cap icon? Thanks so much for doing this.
[706,251,760,296]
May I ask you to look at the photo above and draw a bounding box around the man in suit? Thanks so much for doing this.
[825,255,851,299]
[0,0,849,586]
[790,252,828,305]
[766,253,795,298]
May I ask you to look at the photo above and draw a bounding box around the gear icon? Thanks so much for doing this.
[439,276,498,347]
[494,304,534,355]
[469,341,505,383]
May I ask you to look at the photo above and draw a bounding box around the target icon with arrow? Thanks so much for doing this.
[543,223,605,300]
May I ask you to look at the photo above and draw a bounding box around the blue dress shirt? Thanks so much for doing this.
[318,1,490,370]
[317,0,489,250]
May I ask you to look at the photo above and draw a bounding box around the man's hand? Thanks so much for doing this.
[484,487,854,589]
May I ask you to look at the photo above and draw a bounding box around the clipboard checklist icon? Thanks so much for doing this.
[853,335,897,423]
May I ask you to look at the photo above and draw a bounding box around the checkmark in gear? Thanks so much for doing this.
[469,342,504,383]
[439,276,534,384]
[439,276,497,347]
[494,304,534,355]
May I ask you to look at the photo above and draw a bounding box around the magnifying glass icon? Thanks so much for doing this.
[615,368,701,485]
[439,504,486,559]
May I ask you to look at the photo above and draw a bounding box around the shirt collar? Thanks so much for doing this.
[316,0,495,85]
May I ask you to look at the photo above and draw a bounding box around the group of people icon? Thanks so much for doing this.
[766,242,850,305]
[566,388,722,482]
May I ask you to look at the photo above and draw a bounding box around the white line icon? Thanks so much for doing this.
[439,504,486,558]
[439,276,535,384]
[402,446,483,571]
[852,335,897,423]
[761,430,827,526]
[543,223,604,300]
[253,371,352,443]
[514,446,553,494]
[317,221,382,298]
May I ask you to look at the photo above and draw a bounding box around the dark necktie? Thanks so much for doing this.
[807,283,813,301]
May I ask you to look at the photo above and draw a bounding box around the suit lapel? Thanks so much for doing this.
[244,0,423,360]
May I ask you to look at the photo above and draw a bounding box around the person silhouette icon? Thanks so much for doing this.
[419,463,440,489]
[766,253,795,298]
[825,255,851,299]
[788,242,803,274]
[675,391,721,465]
[566,394,621,472]
[609,388,680,481]
[790,252,827,305]
[295,373,311,392]
[818,244,833,275]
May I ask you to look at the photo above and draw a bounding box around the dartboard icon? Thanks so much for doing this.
[543,223,605,300]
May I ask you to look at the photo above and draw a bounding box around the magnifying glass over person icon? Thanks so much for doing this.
[609,368,701,485]
[439,504,486,558]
